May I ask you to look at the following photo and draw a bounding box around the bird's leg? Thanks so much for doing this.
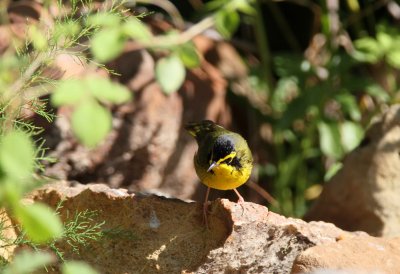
[203,187,211,228]
[233,188,245,203]
[233,188,245,216]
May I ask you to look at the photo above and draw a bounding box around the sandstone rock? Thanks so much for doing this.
[0,26,11,54]
[305,105,400,236]
[291,235,400,274]
[14,183,364,274]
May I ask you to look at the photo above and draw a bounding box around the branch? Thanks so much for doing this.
[125,16,215,51]
[8,52,49,96]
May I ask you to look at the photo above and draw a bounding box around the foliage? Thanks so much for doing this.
[0,206,104,273]
[62,261,99,274]
[0,0,133,272]
[354,25,400,68]
[155,54,186,94]
[1,251,54,274]
[265,51,369,215]
[224,1,399,216]
[58,208,105,260]
[52,77,131,147]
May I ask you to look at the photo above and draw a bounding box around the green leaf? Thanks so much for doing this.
[365,84,390,102]
[215,9,240,39]
[54,21,81,42]
[62,261,99,274]
[273,54,307,78]
[91,28,125,62]
[15,203,63,243]
[318,121,343,159]
[86,13,121,28]
[335,93,361,121]
[28,25,47,51]
[71,101,112,148]
[278,154,301,187]
[122,18,153,42]
[177,43,201,68]
[324,162,343,181]
[340,121,364,152]
[2,251,54,274]
[155,55,186,94]
[346,0,360,12]
[52,79,86,106]
[377,32,392,52]
[277,86,324,129]
[353,37,382,63]
[53,78,132,107]
[233,0,256,15]
[271,77,298,112]
[204,0,229,11]
[0,131,34,180]
[0,179,21,206]
[387,49,400,69]
[86,78,132,104]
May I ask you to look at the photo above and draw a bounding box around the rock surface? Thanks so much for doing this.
[4,183,365,273]
[4,183,400,273]
[292,235,400,274]
[0,209,17,261]
[305,105,400,236]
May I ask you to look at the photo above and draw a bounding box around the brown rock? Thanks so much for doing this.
[7,0,41,24]
[43,53,87,80]
[21,183,363,274]
[305,105,400,236]
[291,235,400,274]
[0,26,11,54]
[197,206,362,274]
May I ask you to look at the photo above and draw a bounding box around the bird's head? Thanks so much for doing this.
[206,135,241,173]
[185,120,242,173]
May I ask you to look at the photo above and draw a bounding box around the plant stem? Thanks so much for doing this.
[134,0,185,30]
[125,16,215,51]
[253,0,274,93]
[267,1,301,52]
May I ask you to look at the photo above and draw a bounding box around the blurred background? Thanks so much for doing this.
[2,0,400,219]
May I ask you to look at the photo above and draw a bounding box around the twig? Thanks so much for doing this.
[8,52,49,96]
[125,16,215,51]
[2,52,51,131]
[247,180,279,206]
[134,0,185,30]
[254,0,274,91]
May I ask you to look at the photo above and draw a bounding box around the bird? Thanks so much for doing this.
[185,120,253,227]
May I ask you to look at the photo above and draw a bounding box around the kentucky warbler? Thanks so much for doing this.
[185,120,253,226]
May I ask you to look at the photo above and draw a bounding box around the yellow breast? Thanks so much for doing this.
[198,162,252,190]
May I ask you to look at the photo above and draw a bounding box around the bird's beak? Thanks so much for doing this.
[184,123,197,137]
[207,162,219,172]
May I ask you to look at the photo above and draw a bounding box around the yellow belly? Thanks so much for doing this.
[198,163,252,190]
